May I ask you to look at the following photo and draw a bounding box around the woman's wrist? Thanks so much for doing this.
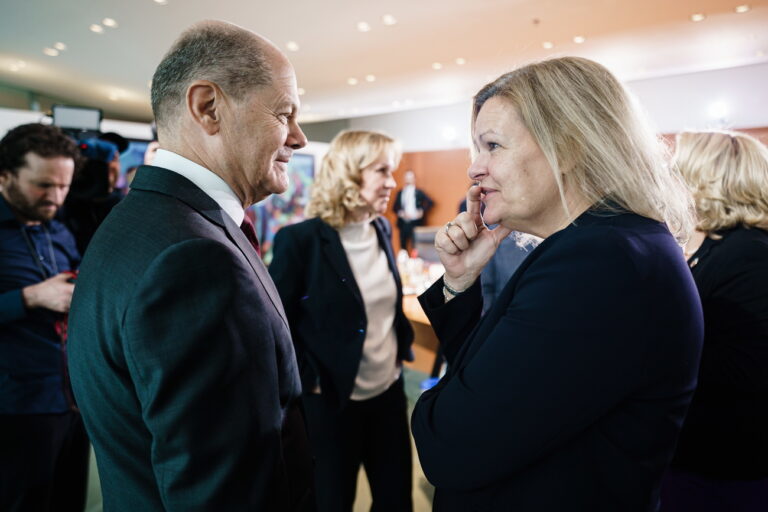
[443,275,475,295]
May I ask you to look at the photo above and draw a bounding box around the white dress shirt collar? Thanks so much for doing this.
[151,149,245,225]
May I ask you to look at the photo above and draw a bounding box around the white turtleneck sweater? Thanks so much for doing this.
[338,219,400,401]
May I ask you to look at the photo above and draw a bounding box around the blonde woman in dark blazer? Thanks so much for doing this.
[411,57,704,511]
[270,130,414,512]
[662,131,768,511]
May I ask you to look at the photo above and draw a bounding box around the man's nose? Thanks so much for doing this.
[289,121,307,150]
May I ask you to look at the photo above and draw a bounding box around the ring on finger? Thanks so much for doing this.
[445,221,454,234]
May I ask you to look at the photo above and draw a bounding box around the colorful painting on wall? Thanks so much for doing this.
[249,152,315,265]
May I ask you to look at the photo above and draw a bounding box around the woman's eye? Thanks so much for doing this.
[487,142,500,151]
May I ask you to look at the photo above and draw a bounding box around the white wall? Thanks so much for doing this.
[349,61,768,152]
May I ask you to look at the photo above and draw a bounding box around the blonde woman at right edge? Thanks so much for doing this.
[661,130,768,512]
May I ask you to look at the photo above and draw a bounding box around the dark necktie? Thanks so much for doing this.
[239,215,261,256]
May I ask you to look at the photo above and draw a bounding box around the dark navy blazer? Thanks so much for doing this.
[412,209,704,512]
[68,166,312,511]
[269,216,414,409]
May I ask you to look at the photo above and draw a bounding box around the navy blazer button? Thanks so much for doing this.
[358,329,365,333]
[341,277,347,282]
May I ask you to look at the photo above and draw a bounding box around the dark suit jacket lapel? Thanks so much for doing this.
[130,165,289,328]
[372,217,402,291]
[316,219,364,307]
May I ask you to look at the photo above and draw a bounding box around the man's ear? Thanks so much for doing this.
[186,80,222,136]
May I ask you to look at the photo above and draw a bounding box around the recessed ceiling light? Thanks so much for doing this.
[735,5,750,13]
[357,21,371,32]
[102,18,118,28]
[153,0,168,4]
[298,87,306,95]
[542,41,554,49]
[455,57,466,65]
[382,14,397,26]
[573,36,586,44]
[432,62,443,70]
[286,41,299,52]
[90,24,104,34]
[347,77,358,86]
[43,47,59,56]
[365,74,376,82]
[691,13,706,22]
[53,42,67,51]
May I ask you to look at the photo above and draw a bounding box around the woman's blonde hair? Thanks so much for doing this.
[473,56,695,241]
[307,130,401,228]
[674,130,768,232]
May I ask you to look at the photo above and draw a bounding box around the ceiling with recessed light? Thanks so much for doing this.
[0,0,766,123]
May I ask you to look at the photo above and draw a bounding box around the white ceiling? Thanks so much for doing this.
[0,0,766,123]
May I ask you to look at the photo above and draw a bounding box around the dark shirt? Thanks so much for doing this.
[0,194,80,414]
[671,226,768,479]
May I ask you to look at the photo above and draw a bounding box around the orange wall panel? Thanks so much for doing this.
[386,148,472,252]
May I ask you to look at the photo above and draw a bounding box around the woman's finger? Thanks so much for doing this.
[446,223,470,251]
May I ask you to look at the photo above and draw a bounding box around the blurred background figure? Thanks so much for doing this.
[394,169,433,253]
[270,130,415,512]
[661,130,768,512]
[0,123,88,512]
[60,138,123,254]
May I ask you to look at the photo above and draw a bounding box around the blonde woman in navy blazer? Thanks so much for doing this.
[411,57,704,511]
[270,130,414,512]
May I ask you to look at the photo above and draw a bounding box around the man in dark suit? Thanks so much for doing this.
[67,20,313,511]
[393,170,433,253]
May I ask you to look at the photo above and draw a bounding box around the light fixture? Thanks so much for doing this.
[286,41,299,52]
[735,5,750,13]
[53,42,67,51]
[347,77,358,86]
[90,24,104,34]
[691,13,706,22]
[542,41,554,49]
[573,35,586,44]
[43,47,59,56]
[455,57,466,65]
[153,0,168,4]
[357,21,371,32]
[102,18,118,28]
[108,89,126,101]
[382,14,397,26]
[365,74,376,82]
[432,62,443,70]
[298,87,306,95]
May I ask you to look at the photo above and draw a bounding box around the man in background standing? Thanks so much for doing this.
[0,123,88,512]
[68,20,314,511]
[393,170,433,253]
